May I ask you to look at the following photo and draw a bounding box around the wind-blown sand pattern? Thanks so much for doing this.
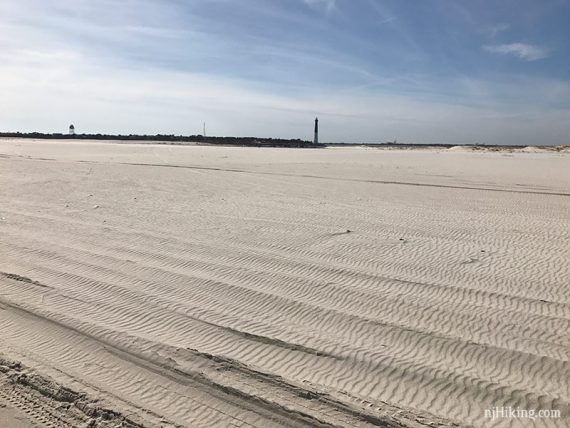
[0,139,569,427]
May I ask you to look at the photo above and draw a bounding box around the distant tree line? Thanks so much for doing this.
[0,132,324,148]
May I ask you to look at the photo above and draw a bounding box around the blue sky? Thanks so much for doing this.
[1,0,569,144]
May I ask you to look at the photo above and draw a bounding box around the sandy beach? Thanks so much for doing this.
[0,139,568,427]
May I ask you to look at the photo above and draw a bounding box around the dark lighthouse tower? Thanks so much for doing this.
[314,117,319,144]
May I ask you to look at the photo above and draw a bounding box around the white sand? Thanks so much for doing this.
[0,139,569,427]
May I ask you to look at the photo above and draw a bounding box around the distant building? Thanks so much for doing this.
[69,124,75,135]
[314,117,319,144]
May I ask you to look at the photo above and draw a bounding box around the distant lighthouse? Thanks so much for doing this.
[314,117,319,144]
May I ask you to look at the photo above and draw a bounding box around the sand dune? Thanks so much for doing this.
[0,139,569,427]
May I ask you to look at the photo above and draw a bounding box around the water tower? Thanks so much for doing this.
[69,124,75,135]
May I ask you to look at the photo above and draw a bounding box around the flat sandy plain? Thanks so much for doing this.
[0,139,569,428]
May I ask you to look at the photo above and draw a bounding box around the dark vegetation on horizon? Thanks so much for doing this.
[0,132,323,148]
[2,132,547,148]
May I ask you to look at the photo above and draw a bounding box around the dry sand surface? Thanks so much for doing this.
[0,138,569,428]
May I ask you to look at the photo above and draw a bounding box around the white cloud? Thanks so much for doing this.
[483,43,549,61]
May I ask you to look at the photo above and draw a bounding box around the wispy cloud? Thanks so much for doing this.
[483,43,549,61]
[3,46,568,145]
[378,16,397,25]
[302,0,336,15]
[485,23,510,38]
